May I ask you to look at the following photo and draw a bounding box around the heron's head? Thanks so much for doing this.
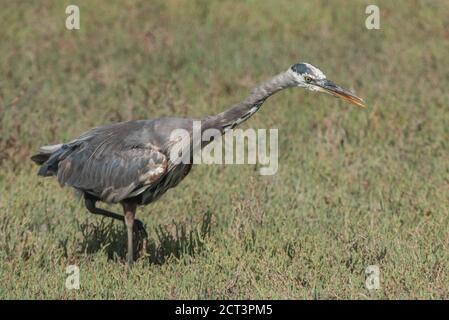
[289,62,365,108]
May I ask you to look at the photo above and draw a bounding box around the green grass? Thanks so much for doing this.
[1,0,448,299]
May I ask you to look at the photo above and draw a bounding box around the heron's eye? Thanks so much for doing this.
[304,76,313,83]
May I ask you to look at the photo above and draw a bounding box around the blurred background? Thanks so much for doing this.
[0,0,448,299]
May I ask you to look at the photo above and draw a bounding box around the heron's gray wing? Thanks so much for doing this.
[57,132,168,203]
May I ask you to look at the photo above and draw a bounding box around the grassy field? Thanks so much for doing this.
[0,0,448,299]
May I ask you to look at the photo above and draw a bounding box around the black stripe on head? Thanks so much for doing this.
[291,63,313,75]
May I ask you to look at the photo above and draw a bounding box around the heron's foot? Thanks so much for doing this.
[133,219,148,259]
[126,251,134,266]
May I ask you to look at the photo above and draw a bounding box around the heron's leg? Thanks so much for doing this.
[122,202,137,266]
[84,197,147,236]
[84,197,124,222]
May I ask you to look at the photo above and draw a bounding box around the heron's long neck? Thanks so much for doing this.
[202,71,295,134]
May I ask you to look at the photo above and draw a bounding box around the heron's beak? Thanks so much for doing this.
[315,79,366,108]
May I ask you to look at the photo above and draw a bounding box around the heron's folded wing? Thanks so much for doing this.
[57,142,168,203]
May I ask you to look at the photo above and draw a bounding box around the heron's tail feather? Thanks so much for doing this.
[31,144,64,176]
[30,153,51,165]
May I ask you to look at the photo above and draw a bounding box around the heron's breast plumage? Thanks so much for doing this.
[139,162,192,205]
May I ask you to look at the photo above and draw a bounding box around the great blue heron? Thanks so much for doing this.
[31,62,365,265]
